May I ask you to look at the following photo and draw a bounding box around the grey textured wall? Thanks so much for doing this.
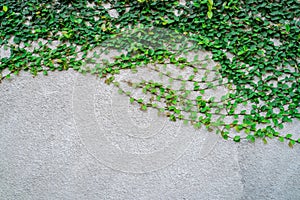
[1,70,300,200]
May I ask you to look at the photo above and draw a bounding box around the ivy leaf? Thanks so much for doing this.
[285,134,292,139]
[285,24,290,32]
[222,131,229,140]
[169,114,176,121]
[207,11,213,19]
[233,136,240,142]
[278,136,284,142]
[246,135,255,143]
[3,6,8,12]
[0,0,299,149]
[130,97,134,104]
[262,138,268,144]
[141,104,147,111]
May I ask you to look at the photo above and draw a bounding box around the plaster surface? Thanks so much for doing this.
[0,70,299,200]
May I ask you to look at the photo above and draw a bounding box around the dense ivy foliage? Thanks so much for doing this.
[0,0,299,147]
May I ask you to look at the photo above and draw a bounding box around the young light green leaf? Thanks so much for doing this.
[3,6,8,12]
[207,11,213,19]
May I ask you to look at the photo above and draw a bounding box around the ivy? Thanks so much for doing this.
[0,0,299,147]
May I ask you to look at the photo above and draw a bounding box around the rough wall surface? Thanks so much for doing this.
[0,70,299,200]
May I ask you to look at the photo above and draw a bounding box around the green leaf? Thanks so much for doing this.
[169,114,176,121]
[285,134,292,139]
[3,6,8,12]
[285,24,290,32]
[233,136,240,142]
[130,97,134,104]
[279,136,284,142]
[246,135,255,143]
[193,2,200,8]
[272,118,279,127]
[222,131,229,140]
[207,11,213,19]
[141,104,147,111]
[262,138,268,144]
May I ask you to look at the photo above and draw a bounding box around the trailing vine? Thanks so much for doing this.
[0,0,299,147]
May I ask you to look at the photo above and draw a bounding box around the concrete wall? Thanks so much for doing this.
[1,71,299,200]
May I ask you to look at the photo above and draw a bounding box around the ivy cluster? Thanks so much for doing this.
[0,0,299,147]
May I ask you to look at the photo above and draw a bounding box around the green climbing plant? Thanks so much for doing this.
[0,0,299,147]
